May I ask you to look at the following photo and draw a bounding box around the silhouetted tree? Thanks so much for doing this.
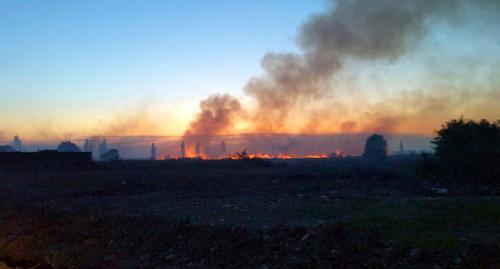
[432,118,500,184]
[363,134,387,161]
[98,139,108,156]
[57,141,81,152]
[0,145,16,152]
[100,149,120,162]
[150,143,157,160]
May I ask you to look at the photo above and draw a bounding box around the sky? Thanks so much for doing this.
[1,0,499,142]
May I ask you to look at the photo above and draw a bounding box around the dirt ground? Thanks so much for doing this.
[0,158,499,268]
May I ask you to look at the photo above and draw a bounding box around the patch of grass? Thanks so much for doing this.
[279,197,500,250]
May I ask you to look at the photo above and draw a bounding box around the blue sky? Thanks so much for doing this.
[0,0,325,138]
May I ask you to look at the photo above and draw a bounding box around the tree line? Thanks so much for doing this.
[363,118,500,185]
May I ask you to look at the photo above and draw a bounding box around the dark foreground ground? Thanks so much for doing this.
[0,157,499,268]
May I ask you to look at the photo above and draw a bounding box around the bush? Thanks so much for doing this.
[0,145,16,152]
[100,149,120,162]
[57,141,81,152]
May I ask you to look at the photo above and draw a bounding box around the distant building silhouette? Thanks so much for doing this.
[0,151,92,170]
[12,136,22,152]
[150,143,157,160]
[180,141,186,158]
[98,139,108,160]
[393,140,415,155]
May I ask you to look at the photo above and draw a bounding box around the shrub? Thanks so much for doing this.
[57,141,81,152]
[432,118,500,184]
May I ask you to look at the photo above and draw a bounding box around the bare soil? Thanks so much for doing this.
[0,158,499,268]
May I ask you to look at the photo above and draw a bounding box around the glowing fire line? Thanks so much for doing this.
[162,151,344,160]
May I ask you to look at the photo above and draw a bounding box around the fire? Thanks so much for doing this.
[243,153,329,159]
[159,141,346,160]
[162,152,338,160]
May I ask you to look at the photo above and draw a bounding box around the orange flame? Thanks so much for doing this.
[162,152,347,160]
[161,144,345,160]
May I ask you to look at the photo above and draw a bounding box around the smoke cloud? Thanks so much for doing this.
[185,0,500,137]
[185,94,244,136]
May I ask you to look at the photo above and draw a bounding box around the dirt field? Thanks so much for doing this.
[0,158,499,268]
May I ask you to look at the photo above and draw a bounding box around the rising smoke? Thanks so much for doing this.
[186,0,500,137]
[185,94,244,136]
[184,94,245,157]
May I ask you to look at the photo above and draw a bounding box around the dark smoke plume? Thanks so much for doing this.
[185,94,244,136]
[186,0,500,136]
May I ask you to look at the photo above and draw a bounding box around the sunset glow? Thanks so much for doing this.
[1,0,499,145]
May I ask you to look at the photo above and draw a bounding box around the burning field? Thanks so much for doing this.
[57,133,430,160]
[173,133,426,160]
